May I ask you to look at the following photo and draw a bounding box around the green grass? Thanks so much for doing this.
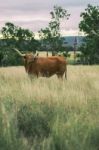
[0,66,99,150]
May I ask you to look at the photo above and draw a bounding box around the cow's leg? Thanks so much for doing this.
[57,74,63,80]
[28,73,38,81]
[28,74,34,81]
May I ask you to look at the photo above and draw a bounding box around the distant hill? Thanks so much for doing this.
[63,36,85,47]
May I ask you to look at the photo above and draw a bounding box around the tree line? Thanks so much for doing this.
[0,4,99,66]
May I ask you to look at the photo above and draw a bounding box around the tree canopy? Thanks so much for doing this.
[1,22,39,52]
[79,4,99,64]
[39,5,70,55]
[0,22,40,66]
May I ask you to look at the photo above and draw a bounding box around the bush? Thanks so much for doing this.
[17,102,54,139]
[0,48,23,66]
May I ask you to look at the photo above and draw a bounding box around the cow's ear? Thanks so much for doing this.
[23,56,26,59]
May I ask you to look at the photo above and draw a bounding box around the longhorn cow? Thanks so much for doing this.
[14,49,67,79]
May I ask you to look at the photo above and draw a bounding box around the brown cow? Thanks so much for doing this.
[14,49,67,79]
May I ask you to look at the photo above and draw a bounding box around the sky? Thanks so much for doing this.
[0,0,99,37]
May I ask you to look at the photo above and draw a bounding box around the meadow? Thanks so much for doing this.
[0,65,99,150]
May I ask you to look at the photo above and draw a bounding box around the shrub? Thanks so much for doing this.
[17,102,54,139]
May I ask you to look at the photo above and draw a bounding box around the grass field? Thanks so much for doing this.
[0,65,99,150]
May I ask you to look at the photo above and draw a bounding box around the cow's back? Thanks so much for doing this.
[28,56,67,77]
[36,57,60,75]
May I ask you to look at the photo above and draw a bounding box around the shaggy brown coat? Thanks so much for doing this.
[24,54,67,79]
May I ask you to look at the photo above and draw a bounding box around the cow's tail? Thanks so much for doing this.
[65,64,67,80]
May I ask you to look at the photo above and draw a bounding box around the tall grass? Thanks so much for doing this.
[0,66,99,150]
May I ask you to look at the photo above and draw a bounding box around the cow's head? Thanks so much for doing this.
[14,48,38,64]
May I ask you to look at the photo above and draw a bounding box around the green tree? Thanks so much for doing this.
[1,22,39,52]
[0,22,40,66]
[1,22,17,39]
[79,4,99,64]
[39,6,70,55]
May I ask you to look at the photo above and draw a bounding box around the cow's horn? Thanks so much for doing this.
[13,48,25,57]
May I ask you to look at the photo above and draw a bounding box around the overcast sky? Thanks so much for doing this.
[0,0,99,37]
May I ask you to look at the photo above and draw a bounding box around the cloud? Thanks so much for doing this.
[0,0,98,11]
[0,0,99,36]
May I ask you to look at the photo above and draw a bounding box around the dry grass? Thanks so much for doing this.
[0,65,99,104]
[0,65,99,150]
